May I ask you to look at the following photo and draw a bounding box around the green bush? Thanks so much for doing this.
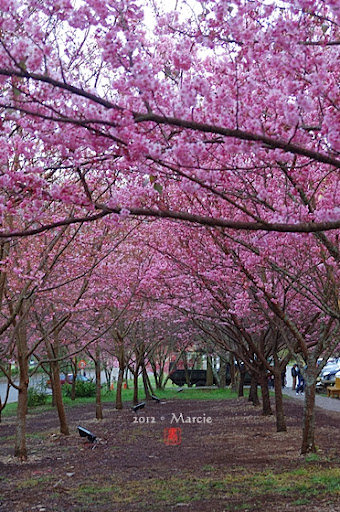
[63,380,96,398]
[28,386,48,406]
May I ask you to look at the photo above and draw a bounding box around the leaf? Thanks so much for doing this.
[153,183,163,194]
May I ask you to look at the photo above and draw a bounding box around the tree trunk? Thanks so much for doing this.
[116,368,124,409]
[301,368,318,454]
[14,318,29,459]
[104,365,112,392]
[46,333,69,436]
[218,361,226,388]
[68,357,77,400]
[149,359,160,389]
[15,373,28,459]
[142,362,153,400]
[115,344,124,410]
[124,366,129,389]
[0,364,12,423]
[273,369,287,432]
[46,365,56,407]
[51,360,69,435]
[231,361,238,392]
[206,356,214,386]
[157,365,165,389]
[95,345,103,420]
[70,379,76,400]
[238,369,245,397]
[259,372,273,416]
[248,375,260,406]
[133,367,139,405]
[70,365,77,401]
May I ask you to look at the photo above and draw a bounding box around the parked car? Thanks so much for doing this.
[46,374,66,388]
[320,358,340,386]
[66,373,90,384]
[168,363,251,387]
[46,373,91,388]
[169,368,215,387]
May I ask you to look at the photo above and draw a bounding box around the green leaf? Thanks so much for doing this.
[153,183,163,194]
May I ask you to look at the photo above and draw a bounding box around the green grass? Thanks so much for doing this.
[16,475,53,490]
[163,386,237,400]
[0,402,18,417]
[202,464,216,472]
[304,452,321,463]
[67,466,340,510]
[250,467,340,497]
[0,382,237,417]
[292,498,310,505]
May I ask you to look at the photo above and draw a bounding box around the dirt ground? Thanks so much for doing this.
[0,395,339,512]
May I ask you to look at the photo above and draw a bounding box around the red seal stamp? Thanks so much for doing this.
[164,427,182,446]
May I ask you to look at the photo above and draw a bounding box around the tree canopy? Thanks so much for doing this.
[0,0,338,238]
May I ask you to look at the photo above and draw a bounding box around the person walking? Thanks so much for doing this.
[296,366,305,395]
[291,364,298,390]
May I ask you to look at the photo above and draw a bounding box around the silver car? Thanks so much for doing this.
[320,358,340,386]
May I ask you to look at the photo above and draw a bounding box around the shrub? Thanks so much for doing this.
[28,386,48,406]
[64,380,96,398]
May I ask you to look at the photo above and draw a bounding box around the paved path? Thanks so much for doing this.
[283,387,340,413]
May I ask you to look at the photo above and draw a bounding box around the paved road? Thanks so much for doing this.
[283,365,340,413]
[283,387,340,413]
[0,378,21,404]
[0,369,118,404]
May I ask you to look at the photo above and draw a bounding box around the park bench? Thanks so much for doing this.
[327,377,340,398]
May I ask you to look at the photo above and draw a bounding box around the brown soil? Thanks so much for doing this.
[0,396,339,512]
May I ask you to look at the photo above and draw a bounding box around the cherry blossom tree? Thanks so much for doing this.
[136,212,339,451]
[0,0,339,459]
[0,216,139,457]
[0,0,338,238]
[0,227,82,458]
